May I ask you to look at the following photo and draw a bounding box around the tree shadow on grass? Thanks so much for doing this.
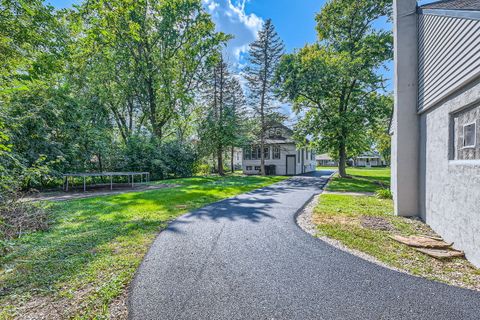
[0,173,327,301]
[0,186,224,300]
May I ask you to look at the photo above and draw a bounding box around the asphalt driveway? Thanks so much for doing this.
[129,171,480,320]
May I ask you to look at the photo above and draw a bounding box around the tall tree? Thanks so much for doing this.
[198,56,244,175]
[225,76,247,172]
[276,0,392,177]
[244,19,285,176]
[79,0,229,143]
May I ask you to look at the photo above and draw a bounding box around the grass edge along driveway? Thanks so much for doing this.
[313,167,480,291]
[0,175,288,320]
[319,166,390,193]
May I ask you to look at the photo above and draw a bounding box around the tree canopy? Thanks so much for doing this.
[276,0,393,177]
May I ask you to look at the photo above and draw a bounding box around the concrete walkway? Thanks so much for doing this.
[129,171,480,320]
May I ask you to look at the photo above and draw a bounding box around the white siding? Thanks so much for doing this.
[243,144,316,176]
[418,13,480,111]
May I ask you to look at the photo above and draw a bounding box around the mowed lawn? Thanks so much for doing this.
[313,168,480,290]
[0,175,288,319]
[321,166,391,193]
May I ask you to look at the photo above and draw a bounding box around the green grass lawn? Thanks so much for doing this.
[313,167,479,289]
[0,175,287,319]
[313,186,480,290]
[324,167,391,193]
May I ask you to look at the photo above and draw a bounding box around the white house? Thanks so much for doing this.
[352,152,385,167]
[392,0,480,266]
[316,152,385,167]
[242,125,316,176]
[232,148,243,170]
[316,154,338,167]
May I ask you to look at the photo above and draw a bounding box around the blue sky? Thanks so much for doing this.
[46,0,434,119]
[47,0,434,63]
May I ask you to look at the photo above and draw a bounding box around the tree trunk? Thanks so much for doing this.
[231,146,234,173]
[338,139,348,178]
[260,140,265,176]
[217,148,224,176]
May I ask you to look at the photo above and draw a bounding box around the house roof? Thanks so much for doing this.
[264,138,295,144]
[356,151,382,159]
[316,153,333,161]
[420,0,480,10]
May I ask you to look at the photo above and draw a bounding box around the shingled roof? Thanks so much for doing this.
[421,0,480,10]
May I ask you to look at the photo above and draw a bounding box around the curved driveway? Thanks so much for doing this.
[129,171,480,320]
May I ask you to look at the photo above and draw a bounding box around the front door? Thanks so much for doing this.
[286,155,296,176]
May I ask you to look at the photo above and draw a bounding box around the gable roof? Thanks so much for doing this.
[420,0,480,10]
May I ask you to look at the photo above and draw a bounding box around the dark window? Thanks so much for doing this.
[245,146,264,160]
[254,166,261,171]
[273,146,281,159]
[246,166,252,170]
[244,147,251,160]
[268,127,282,138]
[264,147,270,159]
[254,146,261,160]
[297,150,300,163]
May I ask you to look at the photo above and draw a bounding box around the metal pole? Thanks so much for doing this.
[84,176,86,192]
[131,174,134,188]
[66,176,69,192]
[110,175,113,190]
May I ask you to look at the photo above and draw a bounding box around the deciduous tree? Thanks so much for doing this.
[276,0,392,177]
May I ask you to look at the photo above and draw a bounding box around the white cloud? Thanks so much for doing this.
[202,0,263,67]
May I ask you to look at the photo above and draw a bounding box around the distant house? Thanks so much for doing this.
[392,0,480,267]
[316,152,384,167]
[243,124,316,176]
[316,154,338,167]
[352,152,385,167]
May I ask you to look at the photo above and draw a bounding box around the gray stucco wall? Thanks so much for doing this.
[419,78,480,267]
[394,2,480,267]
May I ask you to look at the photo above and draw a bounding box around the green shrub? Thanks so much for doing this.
[196,163,211,176]
[376,188,393,199]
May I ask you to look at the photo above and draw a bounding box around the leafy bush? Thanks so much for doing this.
[376,188,393,199]
[156,141,197,179]
[195,163,211,176]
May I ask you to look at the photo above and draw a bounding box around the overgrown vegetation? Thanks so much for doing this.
[0,175,288,319]
[0,201,49,255]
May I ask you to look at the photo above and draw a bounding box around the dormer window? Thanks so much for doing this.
[268,128,282,138]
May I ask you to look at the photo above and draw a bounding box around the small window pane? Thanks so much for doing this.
[264,147,270,159]
[244,147,251,160]
[464,123,476,148]
[273,147,281,159]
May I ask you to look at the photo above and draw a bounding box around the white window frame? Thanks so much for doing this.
[272,146,281,160]
[462,122,477,149]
